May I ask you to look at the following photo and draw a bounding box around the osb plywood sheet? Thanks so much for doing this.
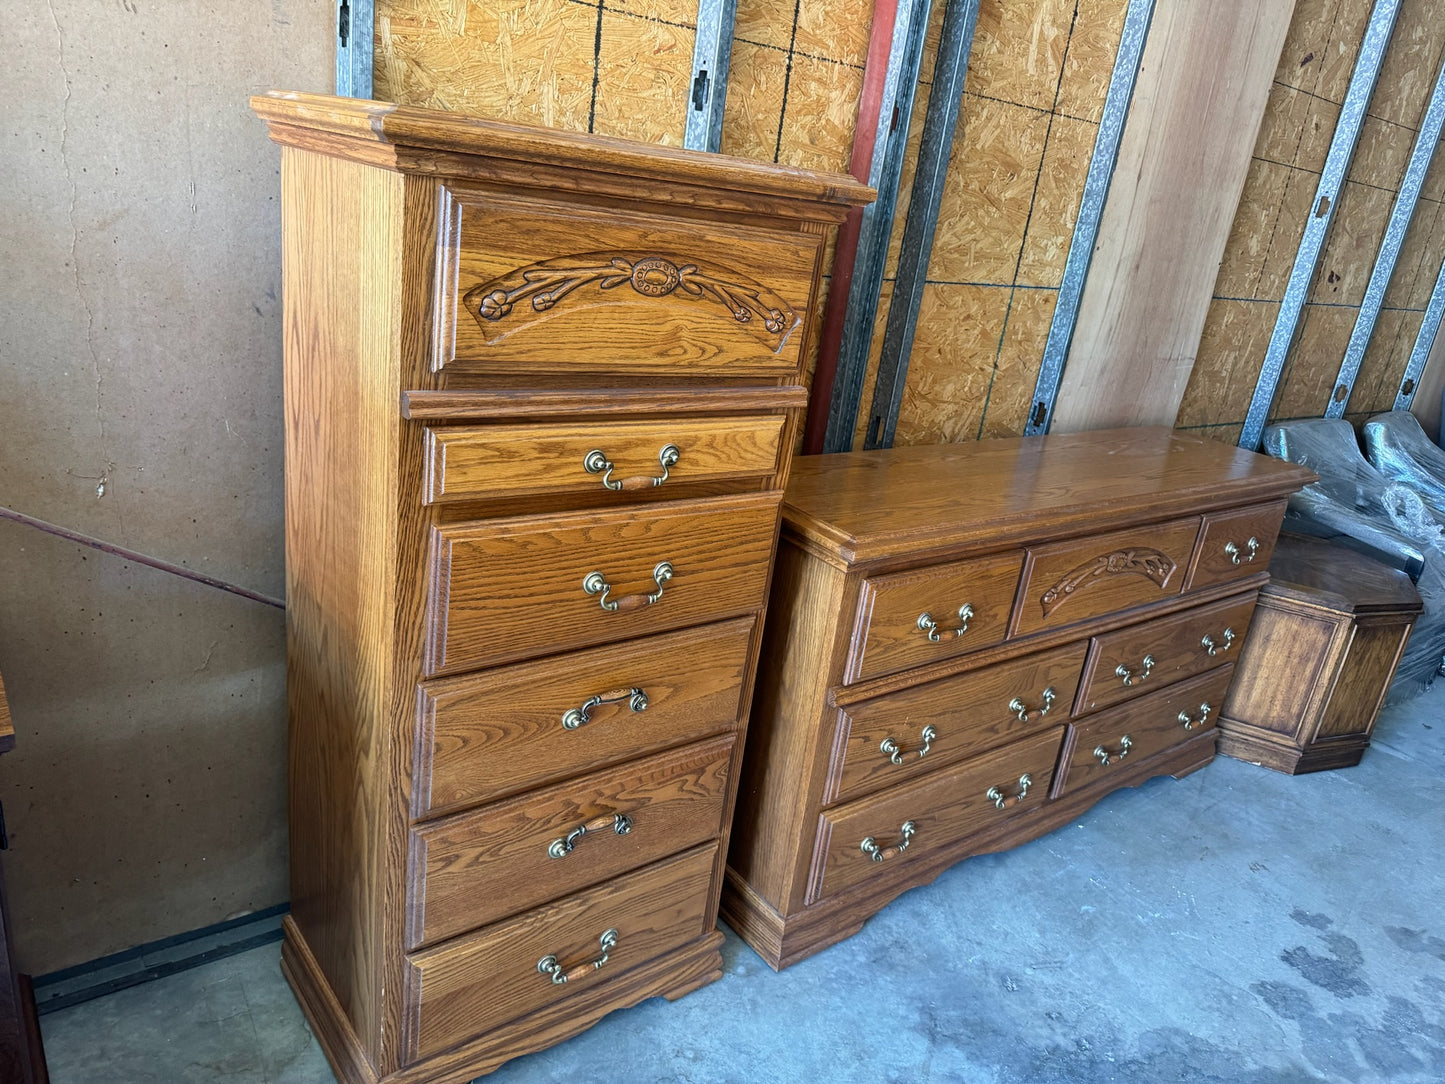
[0,521,287,974]
[1051,0,1296,434]
[1178,0,1445,432]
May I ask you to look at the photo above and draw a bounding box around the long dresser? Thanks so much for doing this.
[251,92,871,1083]
[723,429,1314,969]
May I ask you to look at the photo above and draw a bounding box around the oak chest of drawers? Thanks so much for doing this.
[252,92,870,1083]
[722,429,1313,969]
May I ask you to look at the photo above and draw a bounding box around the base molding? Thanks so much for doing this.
[281,918,725,1084]
[724,733,1216,970]
[1216,724,1366,774]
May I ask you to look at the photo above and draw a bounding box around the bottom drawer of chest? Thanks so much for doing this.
[805,727,1064,905]
[1052,665,1235,798]
[403,844,717,1064]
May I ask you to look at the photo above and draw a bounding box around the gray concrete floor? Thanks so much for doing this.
[41,682,1445,1083]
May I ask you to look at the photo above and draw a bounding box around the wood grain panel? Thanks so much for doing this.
[403,845,716,1062]
[408,737,733,947]
[426,493,778,676]
[1186,500,1288,590]
[415,619,753,818]
[424,415,785,504]
[1312,621,1412,740]
[826,642,1088,806]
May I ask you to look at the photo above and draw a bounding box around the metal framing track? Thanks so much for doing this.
[820,0,936,453]
[1022,0,1156,437]
[335,0,375,99]
[1237,0,1401,448]
[1328,49,1445,418]
[683,0,739,152]
[861,0,982,450]
[1395,253,1445,411]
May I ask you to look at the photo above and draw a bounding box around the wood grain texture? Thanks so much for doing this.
[1185,501,1288,591]
[403,845,716,1062]
[426,494,779,675]
[0,672,12,755]
[1052,0,1296,432]
[424,415,785,504]
[408,737,733,947]
[401,385,808,420]
[415,619,753,818]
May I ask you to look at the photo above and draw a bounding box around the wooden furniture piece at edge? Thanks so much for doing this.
[722,429,1314,970]
[252,91,871,1084]
[1217,534,1424,774]
[0,672,48,1084]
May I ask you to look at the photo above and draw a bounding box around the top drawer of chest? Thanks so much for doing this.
[434,189,823,377]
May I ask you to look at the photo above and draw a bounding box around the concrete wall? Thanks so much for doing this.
[0,1,330,973]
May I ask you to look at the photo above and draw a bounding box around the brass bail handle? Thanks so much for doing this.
[1178,702,1212,731]
[537,928,619,985]
[917,603,975,643]
[583,561,674,612]
[1115,654,1154,687]
[1200,628,1235,657]
[561,687,649,731]
[1008,686,1056,723]
[987,773,1032,810]
[860,820,916,862]
[1094,734,1132,765]
[880,725,937,765]
[584,444,681,491]
[547,812,634,859]
[1224,536,1259,565]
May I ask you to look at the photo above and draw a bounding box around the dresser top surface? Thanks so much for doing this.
[784,428,1316,564]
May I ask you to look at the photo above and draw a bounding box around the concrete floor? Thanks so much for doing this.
[40,682,1445,1083]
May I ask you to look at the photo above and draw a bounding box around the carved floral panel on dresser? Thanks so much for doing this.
[252,92,871,1084]
[722,429,1313,970]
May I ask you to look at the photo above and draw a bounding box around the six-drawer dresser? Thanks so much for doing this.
[251,92,871,1083]
[722,429,1314,969]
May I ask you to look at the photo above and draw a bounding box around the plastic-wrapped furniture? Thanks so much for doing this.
[1262,417,1445,693]
[1363,411,1445,509]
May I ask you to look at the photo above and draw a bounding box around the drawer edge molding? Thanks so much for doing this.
[401,385,811,421]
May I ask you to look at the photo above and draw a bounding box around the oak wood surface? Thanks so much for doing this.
[826,643,1088,807]
[0,673,12,755]
[1263,533,1425,613]
[424,416,785,505]
[1185,501,1288,591]
[414,619,753,818]
[407,737,733,947]
[1074,592,1258,714]
[403,845,716,1062]
[844,550,1026,684]
[401,384,808,420]
[426,494,779,676]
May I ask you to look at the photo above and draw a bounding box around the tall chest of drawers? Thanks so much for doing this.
[251,92,871,1083]
[723,429,1313,969]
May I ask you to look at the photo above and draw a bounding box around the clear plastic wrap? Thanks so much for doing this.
[1262,417,1445,696]
[1362,411,1445,509]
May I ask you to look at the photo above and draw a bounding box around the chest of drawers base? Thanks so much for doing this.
[724,430,1313,970]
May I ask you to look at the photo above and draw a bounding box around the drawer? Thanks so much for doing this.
[1186,501,1287,590]
[426,493,779,676]
[1052,665,1234,798]
[806,726,1063,904]
[403,844,716,1063]
[438,189,820,376]
[423,415,786,505]
[1012,518,1200,638]
[842,551,1025,684]
[1074,592,1259,714]
[826,642,1087,805]
[408,736,733,948]
[415,619,754,818]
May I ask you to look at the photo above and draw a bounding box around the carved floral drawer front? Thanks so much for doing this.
[413,618,755,819]
[436,189,821,376]
[1074,592,1259,715]
[806,726,1064,905]
[843,550,1026,684]
[407,736,734,948]
[824,642,1087,806]
[403,844,717,1064]
[1185,500,1288,591]
[422,414,786,506]
[1051,665,1235,799]
[1011,518,1201,639]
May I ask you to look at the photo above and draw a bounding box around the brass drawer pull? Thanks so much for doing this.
[547,813,634,859]
[537,928,618,985]
[584,444,680,491]
[1094,735,1133,765]
[917,603,975,642]
[1115,654,1154,687]
[1200,628,1235,657]
[1008,686,1056,723]
[1224,536,1259,565]
[1178,702,1213,731]
[860,820,916,862]
[583,561,674,612]
[561,687,648,731]
[987,773,1032,810]
[880,725,936,765]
